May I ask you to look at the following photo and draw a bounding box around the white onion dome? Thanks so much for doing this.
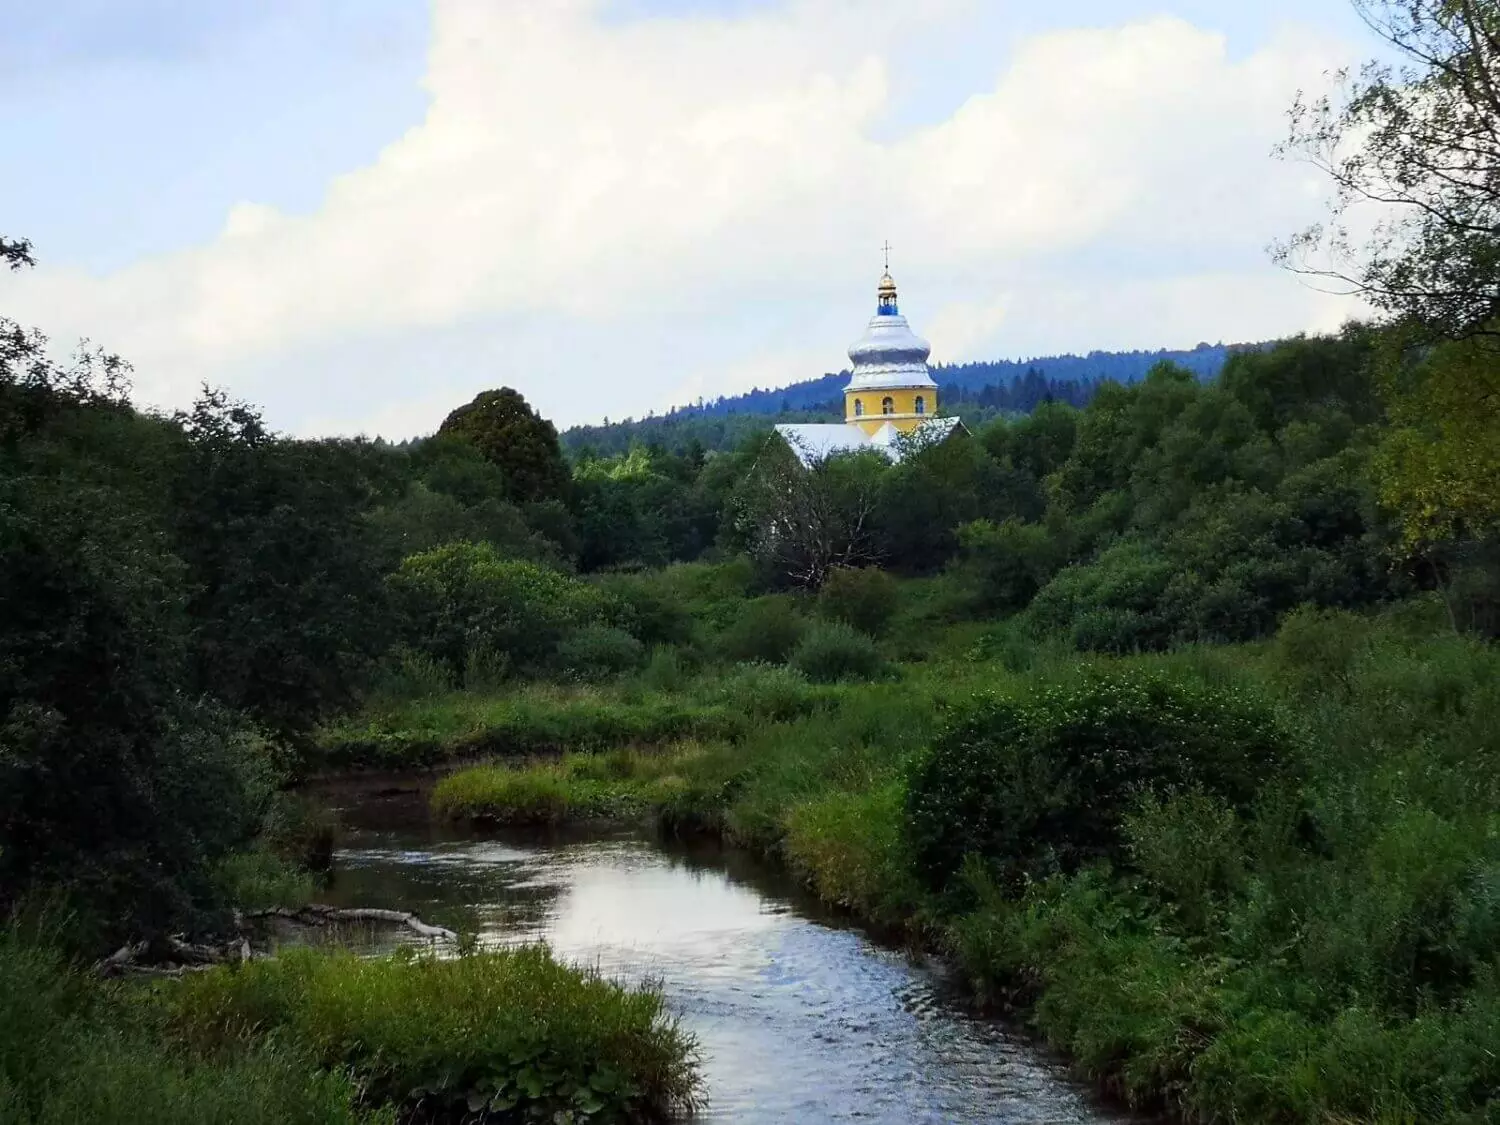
[846,271,936,393]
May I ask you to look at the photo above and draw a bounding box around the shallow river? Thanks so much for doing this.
[317,779,1145,1125]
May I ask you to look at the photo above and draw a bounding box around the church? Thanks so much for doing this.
[775,264,963,467]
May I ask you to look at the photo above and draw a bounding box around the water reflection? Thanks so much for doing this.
[316,783,1145,1124]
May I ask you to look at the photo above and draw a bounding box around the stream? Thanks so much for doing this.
[315,777,1146,1125]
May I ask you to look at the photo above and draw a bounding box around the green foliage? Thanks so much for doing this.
[167,945,700,1122]
[436,387,571,505]
[1270,604,1374,698]
[637,646,690,692]
[388,542,607,676]
[1122,789,1245,933]
[1026,541,1177,651]
[905,668,1294,893]
[710,663,819,721]
[431,747,700,825]
[556,625,647,681]
[172,389,396,737]
[787,622,887,684]
[0,934,379,1125]
[783,781,923,926]
[595,571,696,647]
[366,646,454,702]
[817,566,898,636]
[318,686,741,769]
[716,595,808,664]
[212,848,317,913]
[950,517,1066,616]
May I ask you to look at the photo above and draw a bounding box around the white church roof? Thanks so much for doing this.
[774,416,963,467]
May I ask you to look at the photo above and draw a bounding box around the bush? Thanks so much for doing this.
[788,622,886,684]
[818,567,898,637]
[1025,541,1178,652]
[597,573,696,647]
[905,668,1294,893]
[367,646,454,702]
[1270,604,1373,698]
[461,644,511,692]
[387,543,607,676]
[638,646,690,692]
[166,945,700,1122]
[950,518,1065,616]
[556,625,646,681]
[711,663,817,721]
[716,595,807,664]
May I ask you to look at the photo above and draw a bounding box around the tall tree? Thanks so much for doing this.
[733,439,888,588]
[438,388,571,506]
[1279,0,1500,340]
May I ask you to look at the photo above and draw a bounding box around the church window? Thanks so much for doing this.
[881,397,894,415]
[915,396,926,415]
[854,399,864,416]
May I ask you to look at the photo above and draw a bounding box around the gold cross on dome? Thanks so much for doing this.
[882,240,892,271]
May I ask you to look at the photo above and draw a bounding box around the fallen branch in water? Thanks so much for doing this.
[245,904,458,942]
[94,906,453,977]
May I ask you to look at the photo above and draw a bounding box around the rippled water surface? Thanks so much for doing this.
[318,780,1145,1125]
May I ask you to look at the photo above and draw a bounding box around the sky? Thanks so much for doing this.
[0,0,1381,438]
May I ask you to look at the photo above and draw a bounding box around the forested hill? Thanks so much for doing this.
[562,341,1252,454]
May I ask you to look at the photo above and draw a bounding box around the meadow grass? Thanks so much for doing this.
[165,943,700,1123]
[430,745,706,825]
[316,682,743,769]
[0,932,386,1125]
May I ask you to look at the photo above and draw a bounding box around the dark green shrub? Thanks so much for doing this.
[368,646,454,701]
[638,646,690,692]
[712,663,817,721]
[788,622,886,684]
[1270,604,1372,698]
[598,572,696,647]
[556,625,646,681]
[905,669,1294,892]
[950,518,1065,616]
[1025,541,1178,652]
[387,542,607,675]
[716,595,807,664]
[818,567,898,637]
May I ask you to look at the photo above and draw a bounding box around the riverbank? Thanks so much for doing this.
[313,802,1144,1123]
[0,929,698,1124]
[397,604,1500,1124]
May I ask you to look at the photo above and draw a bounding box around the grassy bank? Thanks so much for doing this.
[426,604,1500,1124]
[314,673,825,771]
[0,932,699,1125]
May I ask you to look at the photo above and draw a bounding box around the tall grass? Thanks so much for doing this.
[317,683,742,769]
[0,932,383,1125]
[431,746,704,825]
[167,944,700,1122]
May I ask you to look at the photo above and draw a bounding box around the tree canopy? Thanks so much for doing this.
[438,388,571,505]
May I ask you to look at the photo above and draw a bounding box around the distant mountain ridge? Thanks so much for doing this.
[563,341,1262,454]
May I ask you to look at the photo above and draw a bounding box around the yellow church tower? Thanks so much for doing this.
[844,255,938,437]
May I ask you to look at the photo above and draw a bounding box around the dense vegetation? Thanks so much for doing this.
[6,1,1500,1119]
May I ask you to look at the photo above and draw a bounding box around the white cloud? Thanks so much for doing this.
[0,0,1364,436]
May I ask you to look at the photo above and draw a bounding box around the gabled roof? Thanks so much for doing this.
[773,416,965,468]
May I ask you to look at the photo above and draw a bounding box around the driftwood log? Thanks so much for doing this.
[94,905,455,977]
[246,904,458,942]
